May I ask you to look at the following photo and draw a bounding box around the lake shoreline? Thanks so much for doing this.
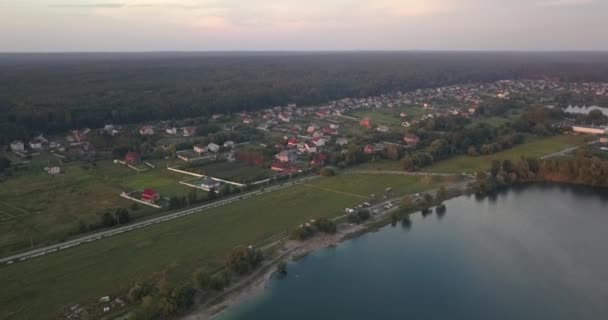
[183,223,369,320]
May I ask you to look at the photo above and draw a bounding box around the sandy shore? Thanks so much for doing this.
[182,224,365,320]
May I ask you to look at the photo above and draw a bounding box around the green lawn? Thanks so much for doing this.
[0,174,442,319]
[425,135,588,174]
[351,110,402,126]
[188,161,272,183]
[0,161,190,256]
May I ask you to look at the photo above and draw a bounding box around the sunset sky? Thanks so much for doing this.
[1,0,607,51]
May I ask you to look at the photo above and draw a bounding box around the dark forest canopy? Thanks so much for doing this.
[2,51,608,142]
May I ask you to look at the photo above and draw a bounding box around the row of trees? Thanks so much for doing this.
[471,154,608,195]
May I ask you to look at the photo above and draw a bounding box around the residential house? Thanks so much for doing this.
[377,125,390,133]
[310,153,327,166]
[364,143,384,155]
[207,143,220,153]
[312,137,326,147]
[242,117,253,124]
[182,127,196,137]
[360,118,373,129]
[305,142,317,153]
[287,138,299,147]
[125,152,141,166]
[306,124,319,134]
[29,140,43,150]
[141,189,160,203]
[403,133,421,147]
[193,145,207,154]
[10,140,25,152]
[200,178,221,190]
[336,138,349,146]
[166,127,178,135]
[271,161,291,172]
[223,141,235,148]
[139,125,155,136]
[276,149,298,163]
[278,114,291,123]
[44,166,61,175]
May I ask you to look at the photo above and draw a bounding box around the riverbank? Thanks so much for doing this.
[183,224,367,320]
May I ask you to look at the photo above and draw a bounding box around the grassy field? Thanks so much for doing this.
[0,160,191,256]
[0,174,444,319]
[425,135,588,174]
[188,161,272,183]
[351,110,402,126]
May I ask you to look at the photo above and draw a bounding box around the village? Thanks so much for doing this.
[1,79,608,257]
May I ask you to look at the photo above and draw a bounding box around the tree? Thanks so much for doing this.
[225,246,264,275]
[101,212,116,227]
[435,186,448,204]
[192,268,211,289]
[319,167,335,177]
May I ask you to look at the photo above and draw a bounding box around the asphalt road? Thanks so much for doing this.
[0,175,320,265]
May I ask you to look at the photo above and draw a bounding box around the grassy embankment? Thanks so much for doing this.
[0,174,446,320]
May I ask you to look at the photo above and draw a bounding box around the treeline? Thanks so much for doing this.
[401,104,565,171]
[128,245,264,319]
[3,51,608,142]
[471,152,608,195]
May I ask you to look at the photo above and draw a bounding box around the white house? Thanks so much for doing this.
[336,138,349,146]
[139,125,155,135]
[29,140,43,150]
[166,127,177,135]
[223,141,235,148]
[377,125,390,133]
[200,178,221,190]
[44,166,61,175]
[10,140,25,152]
[193,145,206,154]
[207,143,220,153]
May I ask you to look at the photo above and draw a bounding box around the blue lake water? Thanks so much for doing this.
[219,184,608,320]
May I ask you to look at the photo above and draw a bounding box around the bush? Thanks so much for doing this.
[225,246,264,275]
[192,268,210,289]
[319,167,335,177]
[291,224,315,240]
[314,217,337,234]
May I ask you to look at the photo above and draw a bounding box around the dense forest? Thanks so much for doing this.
[2,51,608,143]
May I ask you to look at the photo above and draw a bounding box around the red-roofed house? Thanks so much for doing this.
[360,118,373,129]
[403,134,420,148]
[139,125,155,136]
[125,152,141,166]
[364,144,375,155]
[141,189,160,203]
[287,137,299,147]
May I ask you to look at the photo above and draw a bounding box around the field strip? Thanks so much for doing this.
[0,202,29,215]
[302,183,368,199]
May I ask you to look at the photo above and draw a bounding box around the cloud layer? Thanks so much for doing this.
[0,0,606,51]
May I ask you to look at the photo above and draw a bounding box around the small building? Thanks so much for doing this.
[305,142,317,153]
[364,144,376,155]
[200,178,221,190]
[223,141,235,148]
[403,133,420,147]
[193,145,206,154]
[10,140,25,152]
[166,127,178,135]
[364,143,384,155]
[287,138,299,147]
[271,161,290,172]
[336,138,349,146]
[44,166,61,175]
[207,143,220,153]
[182,127,196,137]
[360,118,373,129]
[125,152,141,166]
[276,149,298,163]
[139,125,155,136]
[141,189,160,203]
[377,125,390,133]
[29,140,43,150]
[572,126,607,135]
[312,137,326,147]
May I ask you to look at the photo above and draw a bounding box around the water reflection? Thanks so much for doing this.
[221,184,608,320]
